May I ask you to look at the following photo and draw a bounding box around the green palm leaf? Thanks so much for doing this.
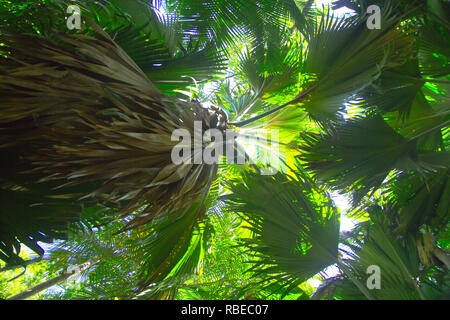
[223,162,340,297]
[300,7,413,121]
[418,16,450,78]
[299,114,449,204]
[385,168,449,235]
[340,223,427,300]
[167,0,311,49]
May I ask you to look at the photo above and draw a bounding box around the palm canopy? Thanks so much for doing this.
[0,0,448,300]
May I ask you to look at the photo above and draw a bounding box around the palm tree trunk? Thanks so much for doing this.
[7,272,73,300]
[7,259,100,300]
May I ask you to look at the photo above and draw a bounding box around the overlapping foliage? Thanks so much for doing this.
[0,0,448,300]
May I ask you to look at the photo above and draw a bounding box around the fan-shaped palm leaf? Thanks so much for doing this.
[223,161,340,297]
[133,177,220,299]
[166,0,312,49]
[299,7,414,121]
[418,14,450,78]
[340,223,428,300]
[384,168,449,235]
[299,114,448,204]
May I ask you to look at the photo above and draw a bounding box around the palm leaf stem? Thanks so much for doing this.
[237,133,292,146]
[408,120,450,142]
[400,76,450,84]
[229,85,318,127]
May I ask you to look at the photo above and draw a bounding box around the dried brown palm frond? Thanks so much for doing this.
[0,21,224,229]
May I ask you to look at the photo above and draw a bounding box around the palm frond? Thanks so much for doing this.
[223,161,340,297]
[134,183,220,298]
[82,0,227,95]
[166,0,310,49]
[418,17,450,78]
[385,168,449,235]
[236,28,305,102]
[0,188,80,267]
[298,115,447,204]
[340,223,426,300]
[350,59,425,117]
[300,6,414,121]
